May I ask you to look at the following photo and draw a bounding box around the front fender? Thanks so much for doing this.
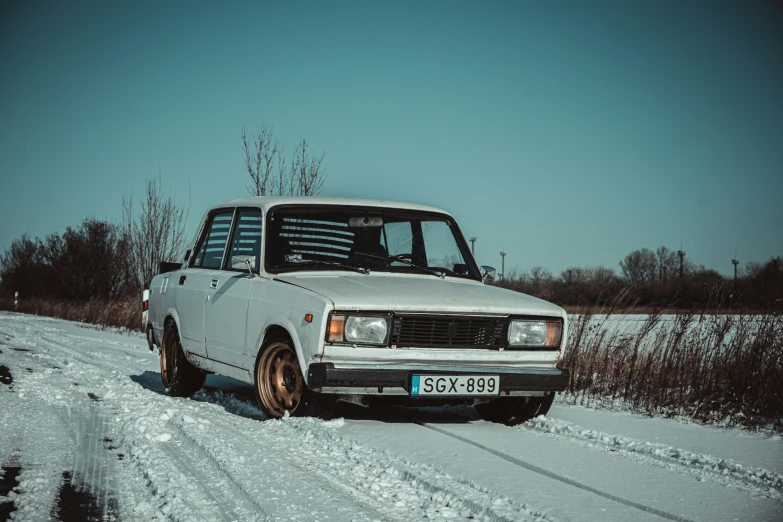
[247,280,333,386]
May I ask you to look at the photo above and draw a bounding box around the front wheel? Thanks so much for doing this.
[254,340,336,420]
[160,323,206,397]
[475,394,554,426]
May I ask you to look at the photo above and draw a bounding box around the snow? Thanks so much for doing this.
[1,311,781,521]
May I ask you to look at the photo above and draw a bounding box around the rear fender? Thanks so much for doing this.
[162,308,182,344]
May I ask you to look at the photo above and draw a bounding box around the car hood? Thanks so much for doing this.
[274,273,565,318]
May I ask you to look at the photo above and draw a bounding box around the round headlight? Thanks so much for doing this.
[344,316,389,345]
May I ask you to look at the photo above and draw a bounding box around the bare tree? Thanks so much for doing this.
[619,248,657,285]
[584,266,614,285]
[122,177,189,291]
[242,126,326,197]
[655,246,678,282]
[290,137,326,196]
[242,125,284,196]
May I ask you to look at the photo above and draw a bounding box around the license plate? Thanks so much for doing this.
[410,375,499,396]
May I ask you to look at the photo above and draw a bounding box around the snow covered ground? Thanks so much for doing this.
[1,312,781,522]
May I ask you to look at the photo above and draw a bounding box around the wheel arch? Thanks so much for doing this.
[254,322,309,385]
[163,308,182,333]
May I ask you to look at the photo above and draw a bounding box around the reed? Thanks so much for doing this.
[560,296,783,433]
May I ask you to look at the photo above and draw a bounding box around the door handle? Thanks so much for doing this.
[210,279,218,289]
[179,275,187,285]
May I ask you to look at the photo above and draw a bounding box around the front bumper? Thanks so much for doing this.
[307,363,569,396]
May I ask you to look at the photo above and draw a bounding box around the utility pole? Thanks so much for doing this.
[677,247,685,279]
[469,237,476,256]
[732,254,739,281]
[500,249,506,281]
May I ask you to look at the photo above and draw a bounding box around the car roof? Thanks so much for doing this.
[210,196,453,216]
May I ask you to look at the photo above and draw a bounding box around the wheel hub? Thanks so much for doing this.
[282,366,296,390]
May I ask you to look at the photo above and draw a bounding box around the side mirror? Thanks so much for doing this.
[183,249,192,262]
[231,255,257,270]
[480,265,497,283]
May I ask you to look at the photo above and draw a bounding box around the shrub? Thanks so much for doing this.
[0,297,143,332]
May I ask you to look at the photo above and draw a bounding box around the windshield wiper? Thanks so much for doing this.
[353,252,445,278]
[297,259,369,275]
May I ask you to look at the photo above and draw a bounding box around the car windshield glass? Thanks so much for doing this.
[266,206,480,280]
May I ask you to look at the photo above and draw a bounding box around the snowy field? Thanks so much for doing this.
[566,312,771,352]
[1,312,781,522]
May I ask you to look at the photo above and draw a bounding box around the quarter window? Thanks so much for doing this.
[192,211,234,269]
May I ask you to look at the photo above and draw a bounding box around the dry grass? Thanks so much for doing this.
[0,297,143,332]
[561,297,783,433]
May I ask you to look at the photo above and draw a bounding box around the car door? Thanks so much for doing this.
[176,209,235,358]
[204,209,262,368]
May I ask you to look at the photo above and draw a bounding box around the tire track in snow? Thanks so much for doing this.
[410,419,696,522]
[197,388,553,522]
[3,325,200,521]
[283,420,553,521]
[522,416,783,498]
[154,428,260,522]
[170,413,394,522]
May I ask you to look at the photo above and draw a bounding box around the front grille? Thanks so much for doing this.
[390,314,507,349]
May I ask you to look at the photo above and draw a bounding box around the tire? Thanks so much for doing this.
[475,393,554,426]
[146,324,156,352]
[253,339,336,420]
[160,322,206,397]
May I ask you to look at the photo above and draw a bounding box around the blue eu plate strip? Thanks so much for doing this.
[410,375,420,396]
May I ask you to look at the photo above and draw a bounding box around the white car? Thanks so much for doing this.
[146,196,569,425]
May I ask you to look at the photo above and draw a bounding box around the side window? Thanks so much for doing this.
[192,211,234,269]
[226,210,262,271]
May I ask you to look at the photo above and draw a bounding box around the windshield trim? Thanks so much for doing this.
[263,203,481,281]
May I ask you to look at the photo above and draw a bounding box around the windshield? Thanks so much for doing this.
[265,206,481,280]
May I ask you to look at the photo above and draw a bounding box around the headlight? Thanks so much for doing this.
[326,314,390,345]
[507,319,562,348]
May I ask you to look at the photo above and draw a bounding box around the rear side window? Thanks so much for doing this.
[227,210,262,270]
[192,211,234,269]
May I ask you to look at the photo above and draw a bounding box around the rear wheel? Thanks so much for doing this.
[254,340,336,420]
[475,394,554,426]
[146,324,155,351]
[160,323,206,397]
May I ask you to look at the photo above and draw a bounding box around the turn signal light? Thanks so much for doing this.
[545,322,562,348]
[327,315,345,342]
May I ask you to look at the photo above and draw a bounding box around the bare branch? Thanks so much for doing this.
[242,127,326,197]
[122,177,189,290]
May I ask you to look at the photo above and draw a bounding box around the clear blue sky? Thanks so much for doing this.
[1,0,781,276]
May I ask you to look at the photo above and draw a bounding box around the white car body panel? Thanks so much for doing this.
[174,270,211,358]
[147,196,568,392]
[205,272,254,366]
[275,272,564,316]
